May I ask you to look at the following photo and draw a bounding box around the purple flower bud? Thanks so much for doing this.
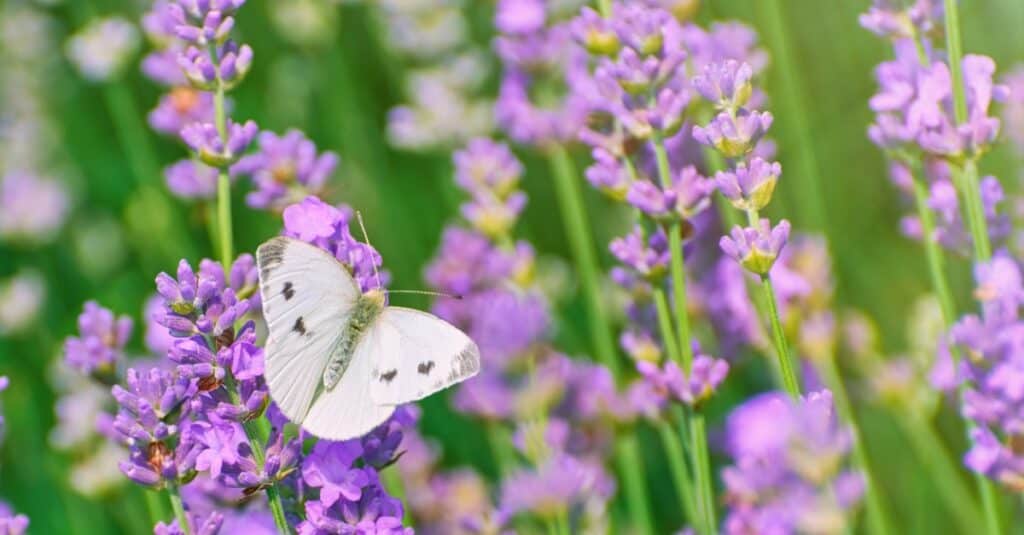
[715,157,781,211]
[453,138,523,199]
[584,149,631,200]
[720,219,791,276]
[611,226,670,280]
[149,88,217,139]
[570,7,620,56]
[693,60,754,111]
[181,119,257,168]
[693,110,773,158]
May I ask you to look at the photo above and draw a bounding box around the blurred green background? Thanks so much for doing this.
[2,0,1024,533]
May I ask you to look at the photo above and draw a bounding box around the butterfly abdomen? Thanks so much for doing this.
[322,293,384,390]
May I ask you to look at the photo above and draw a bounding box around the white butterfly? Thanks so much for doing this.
[256,236,481,440]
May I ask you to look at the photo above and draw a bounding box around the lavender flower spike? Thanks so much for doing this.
[715,157,782,211]
[720,219,791,276]
[64,301,133,378]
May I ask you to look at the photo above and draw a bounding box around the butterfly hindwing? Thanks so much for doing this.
[302,318,396,440]
[257,237,361,425]
[369,307,481,406]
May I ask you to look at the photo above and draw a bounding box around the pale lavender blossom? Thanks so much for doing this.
[720,219,792,276]
[692,110,773,158]
[714,157,781,212]
[692,60,753,111]
[0,501,29,535]
[626,165,714,220]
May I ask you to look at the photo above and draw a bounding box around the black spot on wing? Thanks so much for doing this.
[381,369,398,382]
[282,281,295,300]
[293,316,306,335]
[417,361,435,375]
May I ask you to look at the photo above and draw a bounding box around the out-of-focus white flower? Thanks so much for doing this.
[0,270,45,336]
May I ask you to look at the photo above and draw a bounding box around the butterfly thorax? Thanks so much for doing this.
[322,289,386,390]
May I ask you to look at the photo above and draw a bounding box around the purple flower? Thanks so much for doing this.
[298,481,410,535]
[570,7,619,56]
[64,301,133,378]
[693,110,773,158]
[499,453,613,520]
[584,149,631,200]
[164,159,220,201]
[495,0,546,35]
[859,0,944,40]
[610,226,670,280]
[149,88,216,138]
[181,119,258,168]
[177,41,254,90]
[950,252,1024,490]
[112,367,197,446]
[154,510,224,535]
[153,257,254,337]
[65,17,140,82]
[453,138,523,198]
[693,60,753,111]
[714,157,781,211]
[626,165,714,220]
[232,130,340,210]
[722,390,863,535]
[720,219,791,276]
[281,196,388,292]
[303,441,371,507]
[0,502,29,535]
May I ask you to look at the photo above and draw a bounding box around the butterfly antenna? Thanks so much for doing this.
[388,289,464,300]
[355,210,384,291]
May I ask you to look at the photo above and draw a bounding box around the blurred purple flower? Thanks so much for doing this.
[149,88,216,138]
[164,159,221,201]
[0,501,29,535]
[181,119,258,168]
[232,130,339,210]
[64,301,133,378]
[722,390,864,534]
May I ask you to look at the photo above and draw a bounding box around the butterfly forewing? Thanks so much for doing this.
[369,307,481,406]
[257,237,361,424]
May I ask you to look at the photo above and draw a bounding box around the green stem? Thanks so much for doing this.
[959,159,992,261]
[657,422,699,527]
[143,489,168,526]
[898,414,982,534]
[653,289,681,364]
[689,414,716,534]
[381,467,413,525]
[217,171,233,267]
[754,0,827,232]
[942,0,968,125]
[615,434,656,535]
[819,357,893,535]
[546,146,621,378]
[212,87,234,267]
[909,169,958,327]
[594,0,612,17]
[265,485,290,533]
[652,137,715,533]
[167,484,191,535]
[761,276,801,397]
